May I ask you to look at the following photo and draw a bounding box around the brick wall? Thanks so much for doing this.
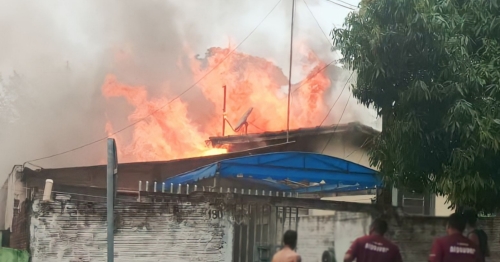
[29,195,233,262]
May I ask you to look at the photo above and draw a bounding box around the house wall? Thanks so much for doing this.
[3,167,26,231]
[29,195,233,262]
[315,133,371,168]
[0,181,7,230]
[309,195,376,216]
[434,195,454,216]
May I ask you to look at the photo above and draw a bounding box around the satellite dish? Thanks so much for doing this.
[234,107,253,131]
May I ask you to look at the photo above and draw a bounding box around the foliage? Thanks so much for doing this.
[332,0,500,212]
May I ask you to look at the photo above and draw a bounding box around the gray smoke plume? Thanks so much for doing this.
[0,0,371,182]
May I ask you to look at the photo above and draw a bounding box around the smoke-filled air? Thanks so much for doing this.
[0,0,378,180]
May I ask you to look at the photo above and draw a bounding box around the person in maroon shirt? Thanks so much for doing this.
[344,218,403,262]
[428,213,482,262]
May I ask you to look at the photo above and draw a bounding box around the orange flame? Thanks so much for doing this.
[103,47,330,162]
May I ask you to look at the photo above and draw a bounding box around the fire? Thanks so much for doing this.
[102,46,331,162]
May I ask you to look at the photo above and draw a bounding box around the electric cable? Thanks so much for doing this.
[321,93,351,153]
[328,0,357,9]
[303,0,334,48]
[291,59,339,93]
[324,0,357,10]
[319,71,354,126]
[249,122,266,132]
[345,137,370,158]
[24,0,284,164]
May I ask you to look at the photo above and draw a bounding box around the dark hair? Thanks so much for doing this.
[448,213,466,232]
[371,218,388,235]
[283,230,298,249]
[462,209,478,226]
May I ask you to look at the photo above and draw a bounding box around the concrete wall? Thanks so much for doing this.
[388,215,500,262]
[297,211,371,262]
[17,189,500,262]
[29,196,233,262]
[297,212,500,262]
[309,195,376,216]
[320,134,372,168]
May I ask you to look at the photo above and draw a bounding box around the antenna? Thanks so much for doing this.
[286,0,295,142]
[234,107,253,134]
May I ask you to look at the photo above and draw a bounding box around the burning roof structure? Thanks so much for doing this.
[102,47,344,164]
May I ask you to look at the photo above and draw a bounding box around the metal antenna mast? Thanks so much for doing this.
[286,0,295,142]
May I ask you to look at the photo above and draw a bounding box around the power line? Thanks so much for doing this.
[292,59,339,93]
[321,93,352,153]
[249,122,266,132]
[345,137,370,158]
[324,0,357,10]
[329,0,357,8]
[303,0,334,47]
[319,71,354,126]
[25,0,284,164]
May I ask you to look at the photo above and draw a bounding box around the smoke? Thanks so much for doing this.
[0,0,372,182]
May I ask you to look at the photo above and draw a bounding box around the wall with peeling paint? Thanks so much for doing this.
[296,212,500,262]
[296,211,371,262]
[29,196,233,262]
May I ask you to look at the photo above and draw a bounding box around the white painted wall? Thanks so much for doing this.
[309,195,376,216]
[30,198,234,262]
[434,195,454,217]
[319,135,372,168]
[297,211,371,262]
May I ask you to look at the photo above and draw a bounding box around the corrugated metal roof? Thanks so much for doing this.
[208,122,379,146]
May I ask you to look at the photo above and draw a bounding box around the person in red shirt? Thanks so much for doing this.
[428,213,482,262]
[344,218,403,262]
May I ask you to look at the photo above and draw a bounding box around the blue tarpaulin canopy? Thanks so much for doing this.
[162,152,382,193]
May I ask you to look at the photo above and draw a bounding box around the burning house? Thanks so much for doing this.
[0,40,455,262]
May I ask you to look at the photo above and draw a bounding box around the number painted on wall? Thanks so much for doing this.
[208,209,223,219]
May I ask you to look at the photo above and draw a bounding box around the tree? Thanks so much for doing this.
[332,0,500,212]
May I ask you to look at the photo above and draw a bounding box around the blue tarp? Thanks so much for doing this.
[163,152,382,192]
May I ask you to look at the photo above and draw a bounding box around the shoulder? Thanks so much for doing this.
[467,230,478,238]
[272,250,283,259]
[386,239,400,249]
[430,236,447,247]
[356,235,371,243]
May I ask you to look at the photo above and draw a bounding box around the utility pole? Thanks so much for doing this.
[286,0,295,142]
[107,138,118,262]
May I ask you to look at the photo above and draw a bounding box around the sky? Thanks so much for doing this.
[0,0,377,181]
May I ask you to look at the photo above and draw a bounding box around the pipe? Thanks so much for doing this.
[42,179,53,202]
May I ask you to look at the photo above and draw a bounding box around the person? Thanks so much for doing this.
[272,230,302,262]
[428,213,482,262]
[463,209,489,262]
[343,218,403,262]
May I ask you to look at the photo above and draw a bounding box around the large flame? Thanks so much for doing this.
[102,47,331,162]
